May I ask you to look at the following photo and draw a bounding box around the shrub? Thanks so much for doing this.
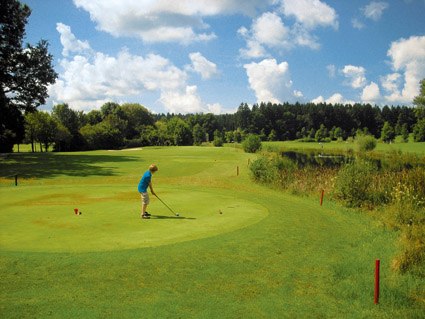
[249,157,277,184]
[356,135,377,152]
[333,159,377,207]
[213,136,224,147]
[242,134,262,153]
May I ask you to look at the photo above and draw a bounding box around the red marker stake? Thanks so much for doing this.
[374,259,380,304]
[320,189,324,206]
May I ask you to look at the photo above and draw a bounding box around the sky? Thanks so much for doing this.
[22,0,425,114]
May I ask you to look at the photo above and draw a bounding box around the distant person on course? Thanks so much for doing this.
[138,164,158,219]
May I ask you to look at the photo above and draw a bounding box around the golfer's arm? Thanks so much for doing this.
[149,182,155,194]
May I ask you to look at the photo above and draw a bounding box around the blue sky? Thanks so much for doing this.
[23,0,425,114]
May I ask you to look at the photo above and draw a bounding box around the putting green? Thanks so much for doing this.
[0,185,267,252]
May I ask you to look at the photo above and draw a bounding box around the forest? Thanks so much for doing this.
[20,94,425,152]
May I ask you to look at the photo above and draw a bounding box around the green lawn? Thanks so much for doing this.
[0,146,423,318]
[262,139,425,155]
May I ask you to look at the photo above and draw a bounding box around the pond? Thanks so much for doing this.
[282,150,423,169]
[282,151,353,168]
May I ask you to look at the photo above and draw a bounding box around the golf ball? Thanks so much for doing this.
[176,213,179,216]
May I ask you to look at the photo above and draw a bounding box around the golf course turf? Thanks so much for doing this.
[0,146,423,318]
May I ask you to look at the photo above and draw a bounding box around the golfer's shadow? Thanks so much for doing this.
[150,215,196,220]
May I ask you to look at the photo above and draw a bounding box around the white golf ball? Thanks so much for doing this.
[176,213,179,216]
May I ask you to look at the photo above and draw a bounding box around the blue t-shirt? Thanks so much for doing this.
[138,170,152,193]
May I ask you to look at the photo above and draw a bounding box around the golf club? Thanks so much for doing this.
[155,194,180,216]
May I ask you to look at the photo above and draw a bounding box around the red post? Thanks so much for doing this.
[320,189,324,206]
[374,259,380,304]
[237,166,239,176]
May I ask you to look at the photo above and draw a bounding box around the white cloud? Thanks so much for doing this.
[385,35,425,103]
[252,12,290,47]
[311,93,355,105]
[244,58,296,104]
[327,64,336,78]
[238,10,322,58]
[239,38,268,59]
[49,23,220,113]
[351,18,365,30]
[207,103,223,114]
[280,0,339,30]
[341,65,367,89]
[56,23,92,57]
[159,85,204,113]
[362,1,389,21]
[361,81,381,103]
[188,52,218,79]
[73,0,271,44]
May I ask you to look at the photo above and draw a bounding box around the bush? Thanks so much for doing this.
[242,134,262,153]
[333,159,378,207]
[213,136,224,147]
[249,157,277,184]
[356,135,377,152]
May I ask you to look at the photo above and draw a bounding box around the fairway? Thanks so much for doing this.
[0,146,423,318]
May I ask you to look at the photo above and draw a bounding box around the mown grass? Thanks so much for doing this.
[1,146,424,318]
[263,139,425,155]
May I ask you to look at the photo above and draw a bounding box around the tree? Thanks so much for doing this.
[315,124,328,142]
[213,129,224,147]
[413,79,425,142]
[413,79,425,119]
[120,103,154,139]
[52,104,83,151]
[401,124,409,143]
[242,134,262,153]
[381,121,395,143]
[0,0,57,152]
[192,123,205,145]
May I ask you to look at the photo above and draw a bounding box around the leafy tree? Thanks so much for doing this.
[52,104,83,150]
[80,122,123,150]
[100,102,121,118]
[413,119,425,142]
[24,112,38,152]
[413,79,425,142]
[24,111,57,152]
[53,122,72,152]
[167,117,192,146]
[381,121,396,143]
[334,127,344,141]
[401,124,409,143]
[192,123,205,145]
[0,0,57,152]
[35,112,57,152]
[120,103,154,139]
[85,110,102,125]
[315,124,328,142]
[242,134,262,153]
[413,79,425,119]
[213,129,224,147]
[268,129,277,141]
[224,130,234,143]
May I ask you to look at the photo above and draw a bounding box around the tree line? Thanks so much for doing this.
[19,85,425,152]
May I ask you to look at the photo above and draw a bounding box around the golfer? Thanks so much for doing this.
[138,164,158,219]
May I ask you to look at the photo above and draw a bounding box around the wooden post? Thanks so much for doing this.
[374,259,380,304]
[15,174,18,186]
[237,166,239,176]
[320,189,324,206]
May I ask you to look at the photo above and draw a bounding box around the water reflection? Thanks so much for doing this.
[282,151,353,168]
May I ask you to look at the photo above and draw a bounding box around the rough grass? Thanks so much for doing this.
[1,146,424,318]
